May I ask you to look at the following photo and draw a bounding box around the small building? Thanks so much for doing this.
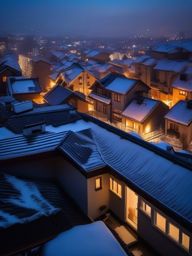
[151,60,187,107]
[0,55,21,96]
[7,77,42,102]
[89,73,149,123]
[165,100,192,149]
[122,97,168,135]
[172,67,192,105]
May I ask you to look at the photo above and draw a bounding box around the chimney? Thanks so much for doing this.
[23,122,46,137]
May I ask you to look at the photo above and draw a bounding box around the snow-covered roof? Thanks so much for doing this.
[0,127,16,140]
[9,77,42,94]
[44,85,73,105]
[42,221,127,256]
[152,44,181,54]
[165,100,192,125]
[63,65,83,83]
[134,55,150,64]
[106,77,137,94]
[154,60,187,73]
[143,58,157,66]
[60,129,106,172]
[86,50,100,58]
[172,77,192,92]
[51,51,65,60]
[0,55,21,73]
[89,93,111,104]
[122,98,159,123]
[0,174,58,229]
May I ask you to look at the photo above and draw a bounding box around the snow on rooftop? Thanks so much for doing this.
[89,93,111,105]
[122,98,158,122]
[87,121,192,223]
[143,58,157,66]
[42,221,127,256]
[154,60,187,73]
[64,66,83,83]
[10,79,40,94]
[172,77,192,92]
[45,119,91,133]
[106,77,137,94]
[0,175,58,228]
[0,127,17,140]
[165,101,192,125]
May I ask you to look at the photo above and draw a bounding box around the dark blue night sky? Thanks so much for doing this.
[0,0,192,37]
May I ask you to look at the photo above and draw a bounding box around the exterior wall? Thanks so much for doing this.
[91,99,111,121]
[71,71,96,96]
[57,159,88,215]
[13,93,41,102]
[172,88,192,106]
[19,55,33,77]
[166,119,192,147]
[76,99,89,113]
[109,177,126,221]
[32,61,52,92]
[138,203,192,256]
[87,174,110,220]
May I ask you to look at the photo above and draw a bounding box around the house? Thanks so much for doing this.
[0,108,192,256]
[151,44,190,60]
[172,67,192,105]
[150,60,188,107]
[89,73,149,123]
[0,55,21,96]
[32,57,52,92]
[165,100,192,149]
[61,63,96,96]
[7,77,42,102]
[122,97,168,136]
[85,49,111,63]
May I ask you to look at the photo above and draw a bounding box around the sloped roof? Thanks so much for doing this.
[165,100,192,125]
[60,129,106,172]
[122,98,159,123]
[172,77,192,92]
[154,60,187,73]
[44,85,73,105]
[0,55,21,73]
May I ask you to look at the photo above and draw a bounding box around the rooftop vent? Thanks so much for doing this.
[12,101,33,114]
[23,122,46,137]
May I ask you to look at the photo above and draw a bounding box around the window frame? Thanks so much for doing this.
[95,177,102,191]
[109,177,122,198]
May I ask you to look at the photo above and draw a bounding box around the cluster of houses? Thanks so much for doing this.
[1,41,192,151]
[0,102,192,256]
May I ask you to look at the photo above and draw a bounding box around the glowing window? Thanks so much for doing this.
[155,212,166,232]
[109,177,122,198]
[168,223,179,242]
[182,233,190,252]
[95,177,102,191]
[179,90,186,96]
[2,76,7,82]
[140,199,151,217]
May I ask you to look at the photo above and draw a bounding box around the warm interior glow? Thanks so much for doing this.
[155,212,166,232]
[145,124,151,134]
[95,177,102,190]
[2,76,7,82]
[110,177,122,198]
[88,104,94,112]
[168,223,179,242]
[182,233,190,251]
[141,199,151,216]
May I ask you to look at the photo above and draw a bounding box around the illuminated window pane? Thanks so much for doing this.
[109,177,122,198]
[141,200,151,217]
[118,184,122,197]
[182,233,190,251]
[168,223,179,242]
[155,212,166,232]
[95,177,102,190]
[2,76,7,82]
